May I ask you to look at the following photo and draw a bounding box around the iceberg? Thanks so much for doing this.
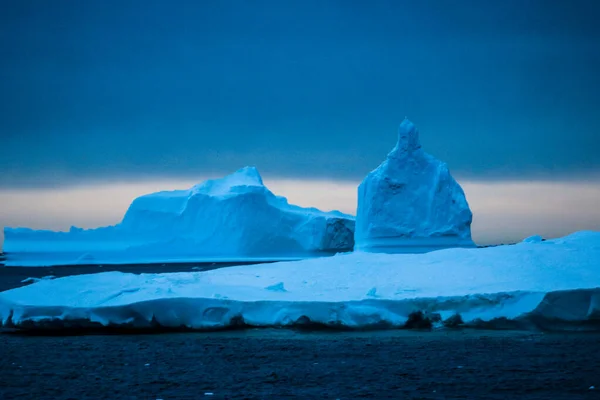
[1,231,599,332]
[3,167,355,266]
[355,119,474,253]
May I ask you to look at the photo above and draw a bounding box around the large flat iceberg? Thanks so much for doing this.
[1,231,599,332]
[356,119,474,253]
[3,167,355,266]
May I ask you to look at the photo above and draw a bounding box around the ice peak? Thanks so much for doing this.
[356,118,474,253]
[230,166,264,186]
[394,118,421,154]
[192,166,265,196]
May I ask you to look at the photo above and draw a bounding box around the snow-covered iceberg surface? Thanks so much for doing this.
[3,167,355,266]
[2,231,599,332]
[355,119,474,253]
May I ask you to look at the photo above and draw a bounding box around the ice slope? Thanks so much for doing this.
[1,231,599,332]
[355,119,474,253]
[3,167,355,266]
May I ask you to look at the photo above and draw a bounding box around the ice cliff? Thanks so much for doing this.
[355,119,474,253]
[3,167,355,266]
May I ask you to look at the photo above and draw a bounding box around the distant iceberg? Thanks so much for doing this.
[355,119,474,253]
[3,167,355,266]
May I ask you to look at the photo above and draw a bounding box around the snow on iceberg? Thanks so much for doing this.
[1,231,599,332]
[3,167,355,266]
[355,119,474,253]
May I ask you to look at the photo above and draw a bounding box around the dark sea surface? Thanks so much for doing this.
[2,329,600,399]
[1,265,600,399]
[0,262,259,293]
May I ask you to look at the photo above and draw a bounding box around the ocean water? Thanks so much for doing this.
[2,328,600,399]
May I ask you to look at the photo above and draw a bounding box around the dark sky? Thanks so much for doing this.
[1,0,599,187]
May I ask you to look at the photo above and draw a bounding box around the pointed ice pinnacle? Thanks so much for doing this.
[393,118,421,154]
[355,119,474,253]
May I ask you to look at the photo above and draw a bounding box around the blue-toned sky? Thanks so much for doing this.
[1,0,599,246]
